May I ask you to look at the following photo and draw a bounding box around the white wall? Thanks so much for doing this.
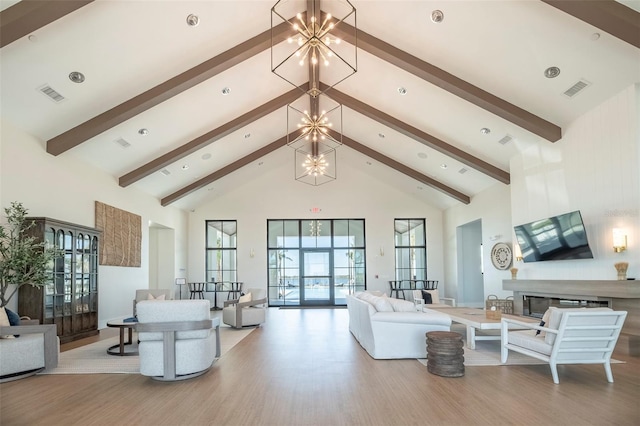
[0,120,188,327]
[444,184,513,300]
[444,84,639,299]
[187,148,446,299]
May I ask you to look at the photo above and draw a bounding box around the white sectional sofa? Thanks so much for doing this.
[346,292,452,359]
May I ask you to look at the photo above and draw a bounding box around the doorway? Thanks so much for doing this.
[300,250,334,305]
[456,219,484,307]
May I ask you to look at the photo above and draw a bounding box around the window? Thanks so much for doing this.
[267,219,366,306]
[205,221,237,283]
[394,219,427,281]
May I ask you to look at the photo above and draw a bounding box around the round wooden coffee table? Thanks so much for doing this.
[106,320,138,356]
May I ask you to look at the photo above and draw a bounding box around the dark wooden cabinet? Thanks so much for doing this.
[19,218,100,343]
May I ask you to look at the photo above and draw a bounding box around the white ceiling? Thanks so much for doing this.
[1,0,639,211]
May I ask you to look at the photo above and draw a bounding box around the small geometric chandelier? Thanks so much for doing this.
[294,139,337,186]
[271,0,357,97]
[287,93,342,148]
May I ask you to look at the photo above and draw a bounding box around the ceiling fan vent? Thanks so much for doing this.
[458,168,468,174]
[498,135,513,145]
[38,85,65,103]
[114,137,131,148]
[563,79,590,98]
[160,169,171,176]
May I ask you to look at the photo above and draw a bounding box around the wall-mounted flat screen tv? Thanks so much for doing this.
[514,210,594,262]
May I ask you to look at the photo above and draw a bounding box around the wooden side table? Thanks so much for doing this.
[425,331,464,377]
[106,320,138,356]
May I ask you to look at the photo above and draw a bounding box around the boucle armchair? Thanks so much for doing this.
[501,308,627,384]
[0,320,59,382]
[222,288,267,329]
[135,299,220,381]
[133,289,173,316]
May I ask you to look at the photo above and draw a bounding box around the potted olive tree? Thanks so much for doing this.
[0,202,60,308]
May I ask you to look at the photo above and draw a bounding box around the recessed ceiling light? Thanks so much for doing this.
[397,87,407,95]
[591,33,600,41]
[222,87,231,95]
[544,66,561,79]
[181,164,189,171]
[417,152,428,159]
[138,128,149,136]
[201,153,212,160]
[440,164,448,169]
[480,127,491,135]
[68,71,85,83]
[378,133,385,138]
[28,34,37,42]
[431,10,444,23]
[186,14,199,27]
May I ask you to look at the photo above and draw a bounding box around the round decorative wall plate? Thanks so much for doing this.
[491,243,512,270]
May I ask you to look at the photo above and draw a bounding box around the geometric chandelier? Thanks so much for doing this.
[271,0,357,97]
[271,0,356,185]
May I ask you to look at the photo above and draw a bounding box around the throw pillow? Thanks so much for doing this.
[387,297,415,312]
[536,308,552,337]
[239,292,252,303]
[421,290,433,304]
[0,307,15,339]
[147,293,166,301]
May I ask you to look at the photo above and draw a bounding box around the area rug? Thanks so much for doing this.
[417,340,624,367]
[39,325,255,375]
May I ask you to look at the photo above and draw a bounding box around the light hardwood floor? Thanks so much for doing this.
[1,308,638,426]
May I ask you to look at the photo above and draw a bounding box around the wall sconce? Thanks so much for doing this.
[513,243,523,262]
[613,229,627,253]
[379,246,384,257]
[250,249,255,258]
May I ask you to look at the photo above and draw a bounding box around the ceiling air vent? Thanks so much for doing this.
[458,168,468,174]
[38,84,65,103]
[563,79,590,98]
[160,169,171,176]
[114,137,131,148]
[498,135,513,145]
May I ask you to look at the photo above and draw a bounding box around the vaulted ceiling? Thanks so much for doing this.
[1,0,639,211]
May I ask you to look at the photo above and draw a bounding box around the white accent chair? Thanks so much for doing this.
[501,308,627,384]
[133,289,173,316]
[222,288,267,329]
[411,290,456,308]
[135,299,220,381]
[0,320,59,382]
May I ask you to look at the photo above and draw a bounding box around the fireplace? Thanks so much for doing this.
[522,295,610,318]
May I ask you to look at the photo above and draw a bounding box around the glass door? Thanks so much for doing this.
[301,250,333,305]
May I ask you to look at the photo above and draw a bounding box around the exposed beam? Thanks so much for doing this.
[46,20,292,156]
[541,0,640,49]
[161,136,289,206]
[325,87,510,185]
[331,23,562,142]
[339,134,470,204]
[0,0,93,48]
[119,86,306,187]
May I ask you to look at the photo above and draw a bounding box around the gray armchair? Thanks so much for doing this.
[135,299,219,381]
[133,289,173,316]
[222,287,267,329]
[0,319,59,382]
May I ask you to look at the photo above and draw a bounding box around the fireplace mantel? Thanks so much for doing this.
[503,279,640,343]
[503,279,640,299]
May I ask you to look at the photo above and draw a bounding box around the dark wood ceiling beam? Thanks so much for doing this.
[541,0,640,49]
[339,134,470,204]
[331,23,562,142]
[119,86,306,187]
[325,87,510,185]
[161,136,290,206]
[0,1,94,48]
[46,20,293,156]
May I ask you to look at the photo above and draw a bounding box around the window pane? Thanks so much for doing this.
[283,221,300,248]
[268,221,284,248]
[333,220,349,247]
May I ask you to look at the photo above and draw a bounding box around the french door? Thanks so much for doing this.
[300,250,333,305]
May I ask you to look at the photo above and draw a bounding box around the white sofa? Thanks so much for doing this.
[346,292,452,359]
